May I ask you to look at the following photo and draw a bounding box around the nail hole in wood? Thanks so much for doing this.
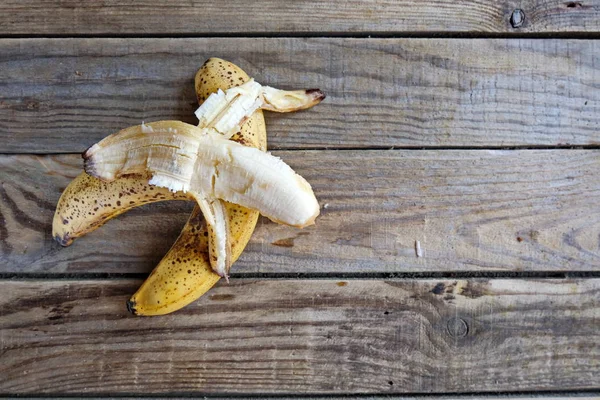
[447,317,469,338]
[510,9,525,28]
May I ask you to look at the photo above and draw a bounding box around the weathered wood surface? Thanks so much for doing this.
[1,278,598,394]
[2,150,599,274]
[139,398,600,400]
[16,398,598,400]
[8,398,598,400]
[67,398,598,400]
[1,0,599,35]
[1,38,599,153]
[2,396,598,400]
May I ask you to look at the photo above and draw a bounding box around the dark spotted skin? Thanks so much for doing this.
[52,172,189,246]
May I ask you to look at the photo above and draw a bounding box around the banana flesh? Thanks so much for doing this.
[83,121,320,265]
[195,79,324,137]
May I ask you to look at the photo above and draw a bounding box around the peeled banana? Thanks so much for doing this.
[83,121,320,228]
[129,59,270,315]
[52,58,324,315]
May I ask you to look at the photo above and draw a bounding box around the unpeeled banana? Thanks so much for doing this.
[52,58,324,315]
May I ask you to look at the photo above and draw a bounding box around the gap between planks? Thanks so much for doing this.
[2,271,600,281]
[3,393,600,399]
[3,32,600,39]
[4,145,600,156]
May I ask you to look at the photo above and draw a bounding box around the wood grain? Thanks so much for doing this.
[160,398,600,400]
[1,278,598,394]
[0,0,599,35]
[68,398,595,400]
[2,150,599,274]
[127,398,600,400]
[1,38,599,153]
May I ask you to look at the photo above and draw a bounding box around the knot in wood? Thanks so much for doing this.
[447,317,468,338]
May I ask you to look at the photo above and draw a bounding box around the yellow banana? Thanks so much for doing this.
[52,58,325,315]
[128,59,269,315]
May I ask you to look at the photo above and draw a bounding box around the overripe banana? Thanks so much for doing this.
[129,59,269,315]
[52,58,324,315]
[82,78,322,278]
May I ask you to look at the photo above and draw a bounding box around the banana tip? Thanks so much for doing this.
[81,144,96,160]
[54,234,73,247]
[81,145,100,178]
[126,299,138,315]
[82,157,95,175]
[306,89,326,102]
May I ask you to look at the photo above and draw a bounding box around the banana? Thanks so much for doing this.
[83,120,320,227]
[52,58,324,315]
[81,77,322,278]
[129,59,268,315]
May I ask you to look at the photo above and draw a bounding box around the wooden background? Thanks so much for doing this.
[1,0,599,398]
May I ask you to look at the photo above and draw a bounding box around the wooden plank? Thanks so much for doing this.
[13,398,600,400]
[7,397,599,400]
[1,278,598,394]
[169,398,600,400]
[0,1,599,35]
[50,398,598,400]
[17,397,599,400]
[1,38,598,153]
[2,150,600,274]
